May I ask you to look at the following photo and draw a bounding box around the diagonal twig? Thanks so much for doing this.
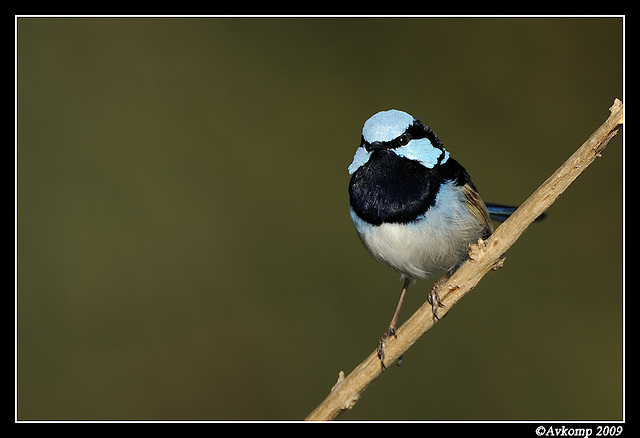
[306,99,624,421]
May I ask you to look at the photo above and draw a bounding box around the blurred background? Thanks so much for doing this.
[17,17,623,421]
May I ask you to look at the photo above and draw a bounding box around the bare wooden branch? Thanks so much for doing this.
[306,99,624,421]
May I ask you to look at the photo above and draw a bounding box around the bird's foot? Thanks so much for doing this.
[376,327,397,370]
[427,279,447,321]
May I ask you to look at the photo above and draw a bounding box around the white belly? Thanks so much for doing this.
[350,182,486,279]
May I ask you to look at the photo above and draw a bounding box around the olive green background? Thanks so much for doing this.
[17,17,623,421]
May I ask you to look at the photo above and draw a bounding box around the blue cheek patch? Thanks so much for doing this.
[394,138,449,169]
[348,146,371,174]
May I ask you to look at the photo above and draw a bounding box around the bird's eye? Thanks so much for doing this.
[397,133,411,146]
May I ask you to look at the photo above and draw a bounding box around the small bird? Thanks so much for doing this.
[348,109,525,368]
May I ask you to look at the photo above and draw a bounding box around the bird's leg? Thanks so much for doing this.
[377,276,411,370]
[427,269,455,321]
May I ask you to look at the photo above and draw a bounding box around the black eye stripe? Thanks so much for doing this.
[410,119,446,150]
[360,120,445,151]
[406,121,427,139]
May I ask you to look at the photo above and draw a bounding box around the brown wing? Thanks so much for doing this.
[461,181,493,239]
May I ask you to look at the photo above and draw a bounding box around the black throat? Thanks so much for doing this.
[348,151,469,225]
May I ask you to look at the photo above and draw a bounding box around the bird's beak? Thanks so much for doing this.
[366,141,386,152]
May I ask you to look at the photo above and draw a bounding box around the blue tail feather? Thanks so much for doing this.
[485,202,546,222]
